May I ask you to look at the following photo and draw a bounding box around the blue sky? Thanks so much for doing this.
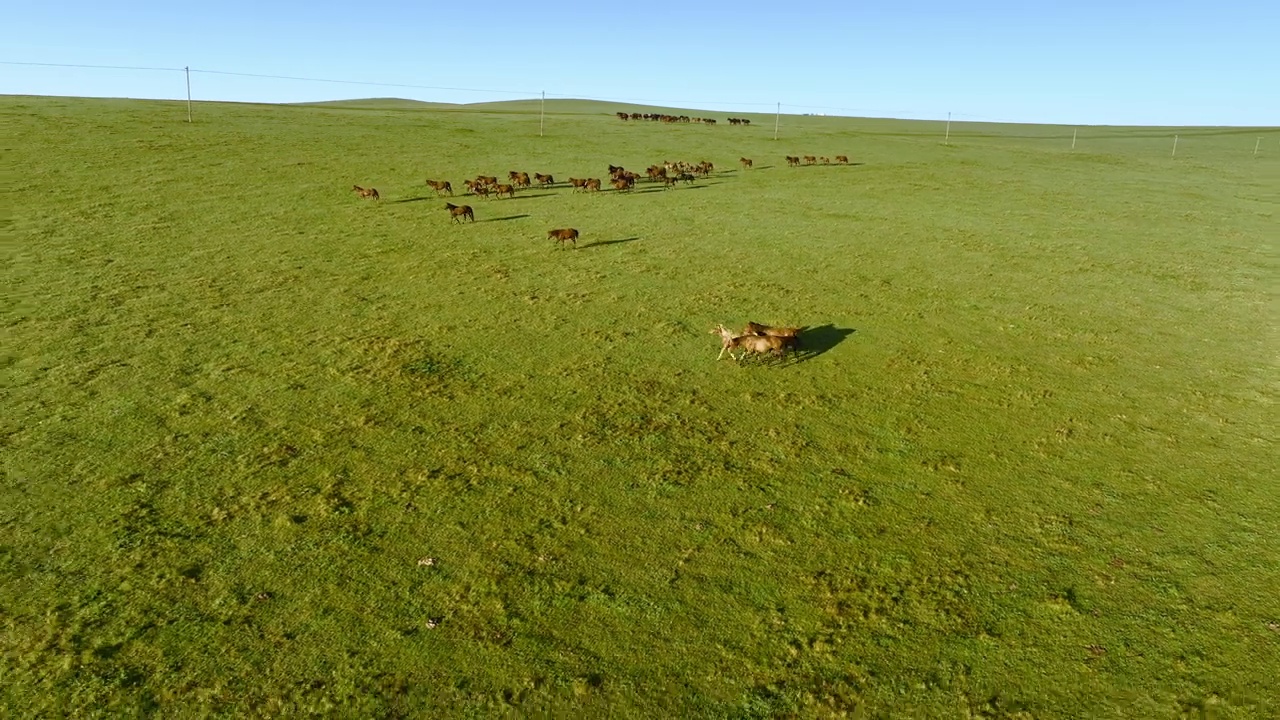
[3,1,1276,126]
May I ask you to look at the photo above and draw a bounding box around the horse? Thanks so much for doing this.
[803,156,817,165]
[445,202,474,223]
[835,155,850,165]
[425,179,453,196]
[548,228,579,248]
[493,184,516,198]
[534,173,555,187]
[352,185,379,200]
[786,156,801,167]
[739,157,753,169]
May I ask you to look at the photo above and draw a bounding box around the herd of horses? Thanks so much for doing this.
[350,151,851,289]
[786,155,850,166]
[615,112,740,125]
[712,322,804,362]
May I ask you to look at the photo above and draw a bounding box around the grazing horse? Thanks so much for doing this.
[534,173,554,187]
[445,203,474,223]
[548,228,579,248]
[352,185,379,200]
[425,179,453,196]
[835,155,850,164]
[785,156,801,167]
[739,157,753,169]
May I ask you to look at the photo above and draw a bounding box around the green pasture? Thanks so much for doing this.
[3,94,1278,717]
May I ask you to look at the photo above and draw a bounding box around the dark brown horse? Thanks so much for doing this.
[445,202,474,223]
[548,228,579,248]
[835,155,850,164]
[493,184,516,198]
[425,179,453,196]
[785,156,800,167]
[739,157,753,169]
[534,173,555,187]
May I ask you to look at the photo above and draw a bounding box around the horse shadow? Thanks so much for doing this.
[788,324,857,364]
[583,236,640,249]
[506,193,556,201]
[391,196,438,204]
[478,214,530,223]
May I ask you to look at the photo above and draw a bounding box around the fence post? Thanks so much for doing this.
[944,112,951,144]
[773,102,780,140]
[1171,134,1178,158]
[539,91,544,137]
[1255,137,1262,157]
[1071,128,1077,150]
[185,66,192,123]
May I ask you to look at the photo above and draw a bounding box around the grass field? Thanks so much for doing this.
[3,94,1278,718]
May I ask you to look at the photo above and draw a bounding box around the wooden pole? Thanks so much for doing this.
[1254,137,1262,157]
[773,102,780,140]
[944,112,951,144]
[185,66,192,123]
[1071,128,1077,150]
[539,91,545,137]
[1172,134,1178,158]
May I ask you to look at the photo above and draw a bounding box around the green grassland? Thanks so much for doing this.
[3,94,1278,717]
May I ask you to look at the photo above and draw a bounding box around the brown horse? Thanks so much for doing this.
[548,228,579,248]
[584,178,602,192]
[835,155,850,165]
[739,157,753,169]
[611,178,633,192]
[803,155,817,165]
[425,179,453,196]
[785,156,800,167]
[743,321,803,351]
[568,177,588,192]
[534,173,555,187]
[819,156,831,165]
[493,184,516,198]
[352,185,380,200]
[445,202,474,223]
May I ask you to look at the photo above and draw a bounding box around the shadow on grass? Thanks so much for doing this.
[788,324,857,364]
[477,214,530,223]
[505,193,556,201]
[391,196,439,204]
[635,184,714,194]
[582,236,640,249]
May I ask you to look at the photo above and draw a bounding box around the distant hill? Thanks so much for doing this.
[300,97,775,121]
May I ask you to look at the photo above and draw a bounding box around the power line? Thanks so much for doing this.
[2,60,183,72]
[188,68,536,96]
